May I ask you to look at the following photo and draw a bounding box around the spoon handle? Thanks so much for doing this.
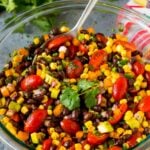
[73,0,98,31]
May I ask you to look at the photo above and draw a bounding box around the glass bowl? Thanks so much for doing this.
[0,0,150,149]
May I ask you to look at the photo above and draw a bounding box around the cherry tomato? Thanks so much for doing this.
[146,111,150,119]
[127,132,142,148]
[60,119,80,135]
[24,109,47,133]
[42,138,52,150]
[68,45,78,59]
[11,113,20,122]
[145,71,150,85]
[47,35,72,50]
[87,133,108,145]
[109,103,128,125]
[112,76,128,101]
[109,146,122,150]
[138,96,150,112]
[21,75,43,91]
[89,50,107,70]
[66,59,83,78]
[132,61,145,76]
[114,40,136,52]
[96,33,108,43]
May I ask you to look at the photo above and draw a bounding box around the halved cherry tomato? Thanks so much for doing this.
[89,50,107,70]
[109,146,122,150]
[145,71,150,85]
[138,95,150,112]
[47,35,72,49]
[24,109,47,133]
[112,76,128,101]
[60,119,80,135]
[146,111,150,119]
[21,75,43,91]
[11,113,20,122]
[66,59,83,78]
[109,103,128,125]
[127,132,142,148]
[114,40,136,52]
[132,61,145,76]
[42,138,52,150]
[87,133,108,145]
[68,45,78,59]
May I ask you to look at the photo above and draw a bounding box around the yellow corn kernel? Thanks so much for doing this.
[36,145,42,150]
[60,132,66,138]
[69,78,77,83]
[121,50,127,57]
[53,104,63,117]
[120,99,127,104]
[52,140,60,146]
[116,34,128,41]
[1,117,10,124]
[5,68,14,77]
[31,133,39,144]
[105,46,112,54]
[138,90,146,98]
[100,64,109,72]
[43,34,49,41]
[65,41,71,46]
[50,62,57,70]
[0,97,6,107]
[73,38,80,46]
[123,130,132,135]
[1,86,10,97]
[84,34,90,41]
[51,132,59,140]
[124,110,133,121]
[116,44,124,53]
[104,70,111,76]
[123,143,129,149]
[134,96,142,103]
[110,131,119,139]
[42,95,48,103]
[39,105,44,109]
[146,90,150,95]
[137,74,144,81]
[142,134,147,140]
[85,121,93,128]
[142,121,149,127]
[60,26,70,33]
[21,106,29,114]
[59,146,66,150]
[0,108,6,115]
[84,144,91,150]
[6,122,17,135]
[106,38,114,47]
[123,65,131,73]
[136,137,143,143]
[75,143,82,150]
[76,131,84,139]
[47,109,53,115]
[87,27,95,34]
[33,37,40,45]
[80,73,88,79]
[50,88,60,99]
[48,128,55,134]
[141,82,147,88]
[145,64,150,72]
[17,97,24,104]
[83,67,88,73]
[59,52,65,59]
[117,128,124,135]
[104,78,113,88]
[108,87,112,94]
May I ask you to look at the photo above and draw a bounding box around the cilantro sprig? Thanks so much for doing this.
[60,79,100,110]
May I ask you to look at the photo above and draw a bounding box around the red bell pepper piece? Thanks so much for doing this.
[109,146,122,150]
[47,35,72,49]
[42,138,52,150]
[132,61,145,76]
[138,95,150,112]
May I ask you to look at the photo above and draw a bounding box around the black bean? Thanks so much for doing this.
[122,134,131,140]
[93,105,101,112]
[10,92,19,101]
[144,127,150,135]
[131,50,143,57]
[5,76,13,84]
[97,42,106,49]
[0,71,5,78]
[43,83,50,90]
[84,112,93,121]
[24,61,31,67]
[111,33,116,39]
[107,53,113,62]
[5,98,11,107]
[0,78,5,87]
[40,128,47,134]
[62,108,70,116]
[115,139,124,146]
[28,65,36,74]
[128,78,135,86]
[34,48,43,55]
[55,127,63,133]
[50,145,57,150]
[80,29,88,34]
[32,92,44,101]
[24,92,32,99]
[130,57,136,64]
[44,120,52,127]
[117,67,124,73]
[50,28,60,35]
[26,99,37,104]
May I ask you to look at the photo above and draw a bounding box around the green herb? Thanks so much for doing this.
[84,87,99,109]
[60,87,80,111]
[78,79,96,91]
[117,59,128,67]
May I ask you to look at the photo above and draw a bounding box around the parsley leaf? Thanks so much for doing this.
[60,87,80,111]
[84,87,99,109]
[77,79,96,91]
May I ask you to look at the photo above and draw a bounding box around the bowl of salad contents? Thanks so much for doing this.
[0,0,150,150]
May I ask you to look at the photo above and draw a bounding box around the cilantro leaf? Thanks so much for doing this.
[84,87,99,109]
[78,79,96,91]
[60,87,80,111]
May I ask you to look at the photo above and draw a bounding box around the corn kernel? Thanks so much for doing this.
[47,109,53,115]
[33,37,40,45]
[138,90,146,98]
[105,46,112,53]
[84,34,90,41]
[104,70,111,76]
[36,145,42,150]
[120,99,127,104]
[141,82,147,88]
[48,128,55,134]
[117,128,124,135]
[123,64,131,73]
[123,130,132,135]
[73,38,80,46]
[60,26,70,33]
[50,62,57,70]
[75,143,82,150]
[52,140,60,146]
[136,137,143,143]
[0,108,6,115]
[80,73,88,79]
[146,90,150,95]
[51,132,59,140]
[116,44,124,53]
[123,143,129,149]
[39,105,44,109]
[83,67,88,73]
[145,64,150,72]
[108,87,112,94]
[59,146,66,150]
[124,111,133,121]
[69,78,77,83]
[21,106,29,114]
[17,97,24,104]
[142,121,149,127]
[84,144,91,150]
[60,132,66,138]
[107,38,114,47]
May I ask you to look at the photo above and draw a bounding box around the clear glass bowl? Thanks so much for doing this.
[0,0,150,149]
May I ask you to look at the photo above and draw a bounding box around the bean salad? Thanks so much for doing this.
[0,26,150,150]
